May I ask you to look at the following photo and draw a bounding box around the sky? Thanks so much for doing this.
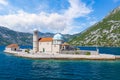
[0,0,120,34]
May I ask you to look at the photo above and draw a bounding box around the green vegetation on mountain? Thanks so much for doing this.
[69,6,120,47]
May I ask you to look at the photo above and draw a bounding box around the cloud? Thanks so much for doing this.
[113,0,120,3]
[0,0,8,5]
[0,0,8,10]
[0,10,67,32]
[0,0,93,34]
[65,0,92,19]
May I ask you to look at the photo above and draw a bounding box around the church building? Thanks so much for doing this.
[33,29,68,54]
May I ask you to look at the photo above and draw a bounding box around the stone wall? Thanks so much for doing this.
[61,50,98,55]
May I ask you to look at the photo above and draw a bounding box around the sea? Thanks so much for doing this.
[0,46,120,80]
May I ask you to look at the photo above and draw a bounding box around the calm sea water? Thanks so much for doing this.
[0,46,120,80]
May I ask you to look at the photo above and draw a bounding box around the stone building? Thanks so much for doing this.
[5,44,19,51]
[33,30,69,54]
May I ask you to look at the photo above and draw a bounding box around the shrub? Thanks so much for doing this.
[86,52,91,55]
[75,52,79,54]
[25,49,30,53]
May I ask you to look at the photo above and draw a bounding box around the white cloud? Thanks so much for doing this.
[0,0,93,34]
[113,0,120,3]
[0,0,8,10]
[65,0,92,19]
[0,0,8,5]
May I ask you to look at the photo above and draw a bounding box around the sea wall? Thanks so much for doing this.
[61,50,98,55]
[4,50,118,60]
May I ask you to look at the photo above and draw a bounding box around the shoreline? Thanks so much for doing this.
[4,50,120,60]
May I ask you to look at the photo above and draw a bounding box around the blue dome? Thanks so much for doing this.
[53,33,63,40]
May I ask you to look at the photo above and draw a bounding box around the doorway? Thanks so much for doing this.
[43,48,45,52]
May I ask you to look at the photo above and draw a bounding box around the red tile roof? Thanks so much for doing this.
[39,37,53,42]
[6,44,19,48]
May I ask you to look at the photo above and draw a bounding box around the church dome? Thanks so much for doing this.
[53,33,63,40]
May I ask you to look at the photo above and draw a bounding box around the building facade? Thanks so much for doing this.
[33,30,68,54]
[6,44,19,51]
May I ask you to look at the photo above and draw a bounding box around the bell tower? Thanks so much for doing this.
[33,29,39,53]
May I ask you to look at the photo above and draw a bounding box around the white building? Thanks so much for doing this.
[33,30,69,54]
[5,44,19,51]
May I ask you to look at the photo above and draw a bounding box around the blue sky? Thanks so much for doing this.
[0,0,120,34]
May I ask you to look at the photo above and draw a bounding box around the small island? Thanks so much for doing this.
[4,29,120,60]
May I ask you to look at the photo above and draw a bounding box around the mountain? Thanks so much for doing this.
[69,6,120,47]
[0,26,72,46]
[38,32,72,42]
[0,26,33,45]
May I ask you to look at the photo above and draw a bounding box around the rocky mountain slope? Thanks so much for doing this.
[0,26,32,45]
[0,26,72,46]
[69,6,120,47]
